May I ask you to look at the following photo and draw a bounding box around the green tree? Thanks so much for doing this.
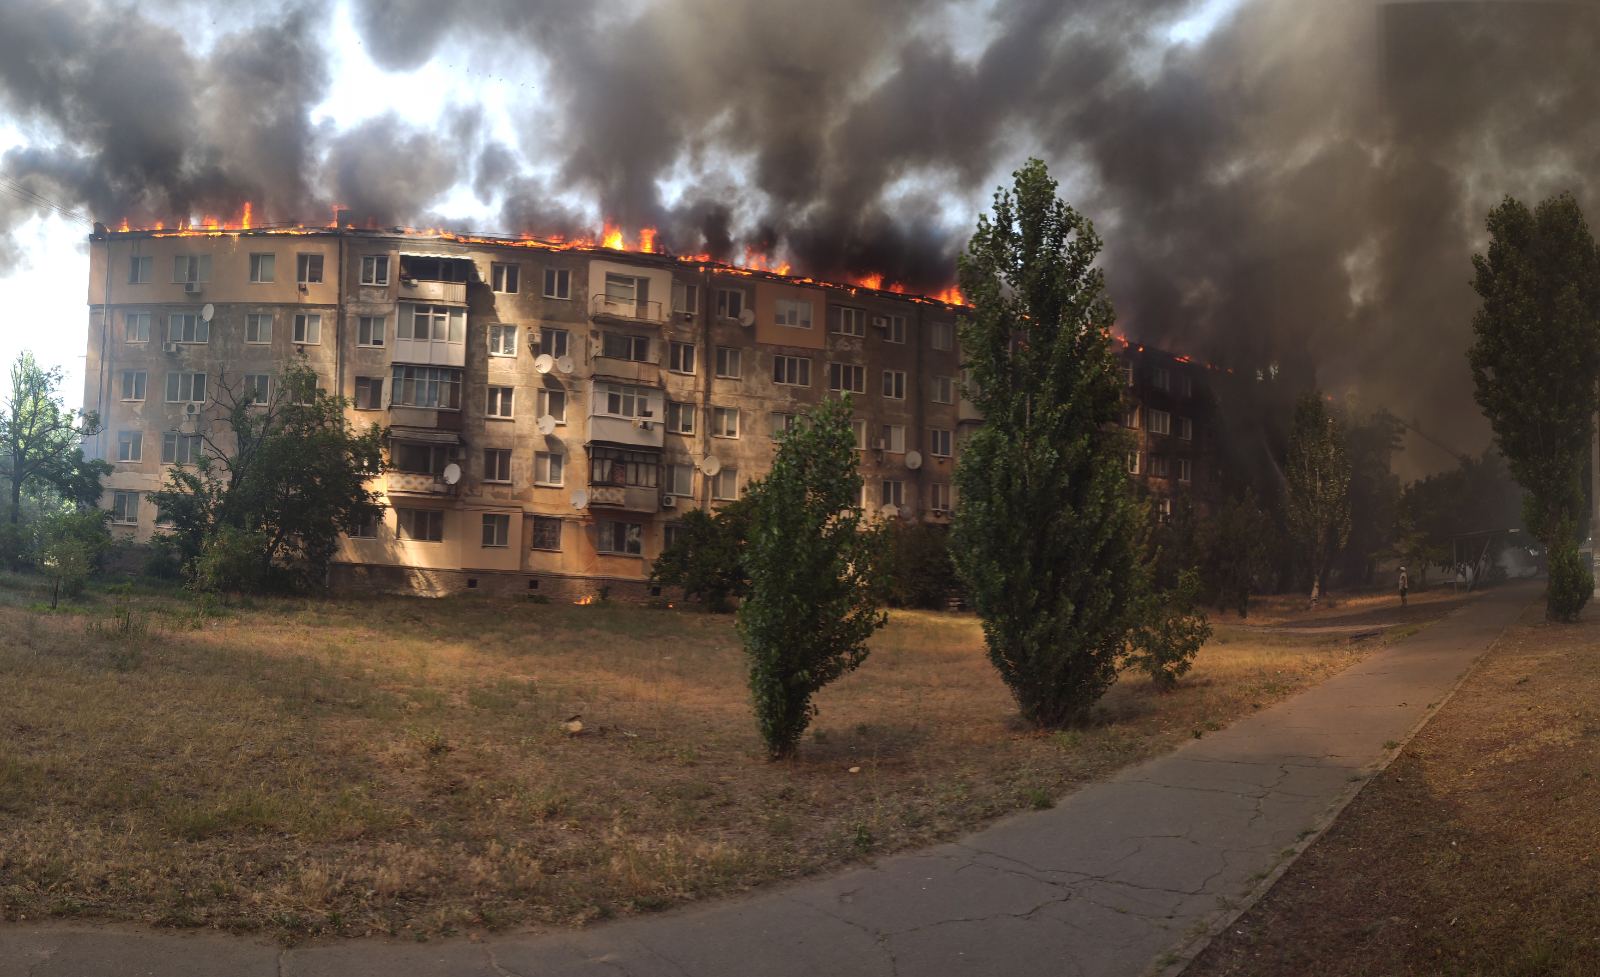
[1202,490,1273,617]
[1467,193,1600,621]
[882,521,960,610]
[1337,406,1403,586]
[35,509,110,607]
[737,394,886,759]
[1125,568,1212,692]
[649,496,754,611]
[0,351,107,524]
[950,158,1143,727]
[153,359,385,591]
[1285,393,1352,602]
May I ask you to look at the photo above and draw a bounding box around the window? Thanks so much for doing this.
[243,374,271,405]
[398,304,465,343]
[714,346,742,379]
[1152,367,1171,392]
[712,406,739,438]
[666,401,696,435]
[880,479,904,507]
[712,468,739,501]
[828,362,866,394]
[293,313,321,345]
[111,491,139,525]
[354,376,383,410]
[834,307,865,337]
[1127,451,1141,475]
[772,355,811,386]
[589,447,658,488]
[534,450,564,486]
[491,262,519,294]
[929,428,952,458]
[1178,373,1193,397]
[602,331,650,362]
[288,374,321,405]
[403,256,473,288]
[603,272,647,310]
[249,253,275,283]
[770,411,799,440]
[119,370,146,401]
[393,442,450,474]
[1148,409,1171,436]
[716,288,746,320]
[161,432,203,465]
[488,324,517,357]
[883,314,906,344]
[172,254,210,284]
[245,313,272,344]
[666,463,695,496]
[673,282,699,314]
[538,327,569,358]
[390,365,463,409]
[880,424,906,454]
[486,386,515,418]
[543,268,571,299]
[1122,406,1139,429]
[599,382,652,419]
[1178,417,1193,441]
[597,519,643,555]
[358,315,385,347]
[531,516,562,551]
[128,256,152,284]
[168,313,208,344]
[396,508,444,542]
[881,370,906,400]
[669,340,696,374]
[1122,364,1135,387]
[1178,458,1193,483]
[296,253,324,285]
[360,255,390,286]
[349,511,380,538]
[663,522,683,550]
[537,388,567,423]
[1150,456,1170,478]
[165,371,206,403]
[852,418,867,450]
[931,320,954,350]
[482,514,511,548]
[929,482,952,513]
[125,312,150,343]
[484,448,512,483]
[116,431,142,462]
[933,375,955,404]
[774,298,813,328]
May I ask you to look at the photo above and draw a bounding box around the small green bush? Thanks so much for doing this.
[1546,538,1592,622]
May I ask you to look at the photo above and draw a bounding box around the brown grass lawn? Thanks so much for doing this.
[1188,599,1600,977]
[0,575,1465,942]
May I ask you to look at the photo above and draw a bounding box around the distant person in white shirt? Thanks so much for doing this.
[1398,565,1409,607]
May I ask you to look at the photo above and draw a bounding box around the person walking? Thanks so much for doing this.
[1398,565,1410,607]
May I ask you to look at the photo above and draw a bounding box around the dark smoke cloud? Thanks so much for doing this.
[2,0,1597,469]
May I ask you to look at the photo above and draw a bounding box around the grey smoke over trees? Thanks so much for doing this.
[1,0,1597,456]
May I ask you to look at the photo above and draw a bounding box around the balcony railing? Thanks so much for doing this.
[591,294,665,324]
[386,471,451,495]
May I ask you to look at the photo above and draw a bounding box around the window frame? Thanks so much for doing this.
[245,313,272,345]
[165,371,207,404]
[296,252,324,286]
[161,431,203,465]
[880,424,906,454]
[929,428,953,458]
[711,468,740,502]
[536,388,567,424]
[665,463,695,497]
[124,311,151,343]
[395,508,444,542]
[880,479,905,507]
[243,373,271,406]
[714,346,742,380]
[883,314,907,344]
[119,369,146,401]
[167,313,208,344]
[357,315,385,347]
[481,513,511,548]
[601,331,651,362]
[531,516,562,552]
[834,306,865,337]
[828,362,866,394]
[1148,409,1172,436]
[292,312,322,345]
[360,254,390,286]
[389,365,464,410]
[881,369,906,400]
[483,448,512,484]
[774,298,813,329]
[668,340,697,375]
[128,256,152,285]
[537,327,570,359]
[488,323,518,357]
[354,376,384,410]
[666,401,696,435]
[596,519,644,556]
[116,430,142,463]
[711,406,740,439]
[533,450,564,487]
[715,288,746,321]
[486,385,515,419]
[248,252,275,284]
[772,354,811,387]
[490,262,520,294]
[111,490,139,525]
[1178,416,1193,441]
[542,267,571,300]
[930,320,954,350]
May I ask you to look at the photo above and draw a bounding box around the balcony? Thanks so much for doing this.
[398,278,467,305]
[591,293,665,325]
[587,483,660,513]
[386,471,452,495]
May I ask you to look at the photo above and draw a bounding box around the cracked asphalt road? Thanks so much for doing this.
[0,585,1532,977]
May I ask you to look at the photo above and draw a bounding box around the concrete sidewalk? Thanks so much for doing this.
[2,585,1533,977]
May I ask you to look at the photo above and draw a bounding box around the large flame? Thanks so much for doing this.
[602,222,624,250]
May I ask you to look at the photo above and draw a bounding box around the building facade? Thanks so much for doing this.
[83,226,1215,598]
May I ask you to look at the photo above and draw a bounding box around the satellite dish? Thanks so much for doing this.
[737,308,756,328]
[880,504,899,519]
[200,303,215,322]
[441,463,461,485]
[904,451,923,470]
[537,414,557,436]
[556,355,575,374]
[534,353,555,375]
[699,455,722,476]
[570,489,589,510]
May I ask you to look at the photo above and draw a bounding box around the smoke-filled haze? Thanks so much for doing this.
[2,0,1597,474]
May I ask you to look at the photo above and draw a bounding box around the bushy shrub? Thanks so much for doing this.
[649,498,753,611]
[883,522,959,610]
[191,525,274,594]
[1546,537,1593,622]
[1125,569,1213,691]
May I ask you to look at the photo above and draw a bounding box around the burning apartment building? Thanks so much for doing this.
[81,221,1219,598]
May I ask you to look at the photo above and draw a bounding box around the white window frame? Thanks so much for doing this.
[396,508,444,542]
[828,362,866,394]
[538,327,570,358]
[880,479,905,507]
[248,252,275,284]
[929,428,952,458]
[930,320,954,350]
[360,254,390,286]
[852,418,867,450]
[596,519,644,555]
[165,371,206,404]
[772,354,811,386]
[491,262,519,294]
[167,313,208,344]
[125,312,151,343]
[358,315,385,347]
[714,346,742,379]
[1178,457,1193,483]
[834,307,865,337]
[882,370,906,400]
[482,513,511,548]
[712,468,740,502]
[111,491,139,525]
[1123,406,1139,429]
[161,431,203,465]
[487,386,515,419]
[673,282,699,314]
[354,376,384,410]
[669,340,697,375]
[666,401,696,435]
[534,450,564,487]
[929,482,952,513]
[243,374,271,406]
[119,370,146,401]
[536,388,567,424]
[716,288,745,320]
[245,313,272,345]
[933,375,955,404]
[884,314,906,344]
[484,448,512,483]
[1127,451,1142,475]
[1148,409,1171,436]
[880,424,906,454]
[172,254,210,284]
[1178,417,1193,441]
[531,516,562,552]
[774,298,813,329]
[542,268,571,299]
[293,312,322,345]
[601,331,651,362]
[116,430,142,462]
[296,252,324,286]
[128,256,152,285]
[488,323,518,357]
[712,406,739,439]
[666,463,695,497]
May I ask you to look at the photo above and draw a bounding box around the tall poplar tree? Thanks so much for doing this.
[1285,392,1352,602]
[1467,192,1600,621]
[950,159,1142,727]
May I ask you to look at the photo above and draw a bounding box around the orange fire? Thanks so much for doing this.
[638,227,656,254]
[574,594,597,606]
[740,246,791,276]
[853,272,885,290]
[240,201,252,230]
[931,285,966,305]
[602,222,624,250]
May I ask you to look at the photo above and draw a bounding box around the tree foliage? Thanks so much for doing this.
[736,395,887,759]
[1466,193,1600,621]
[1337,406,1403,586]
[649,496,754,611]
[1396,452,1524,585]
[950,158,1143,727]
[1285,392,1352,601]
[152,359,385,591]
[1,351,107,524]
[882,521,960,610]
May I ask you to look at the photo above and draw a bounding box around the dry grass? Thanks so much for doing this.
[1188,599,1600,977]
[0,574,1457,942]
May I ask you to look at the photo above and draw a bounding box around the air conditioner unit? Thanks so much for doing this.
[183,281,202,294]
[661,495,676,509]
[633,418,652,431]
[184,402,199,416]
[873,438,887,450]
[871,315,888,329]
[163,342,179,355]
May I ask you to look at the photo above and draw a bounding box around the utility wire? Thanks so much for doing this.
[0,177,95,225]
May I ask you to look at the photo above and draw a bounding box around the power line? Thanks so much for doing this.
[0,177,95,226]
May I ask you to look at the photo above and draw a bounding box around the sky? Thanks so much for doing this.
[2,0,1596,480]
